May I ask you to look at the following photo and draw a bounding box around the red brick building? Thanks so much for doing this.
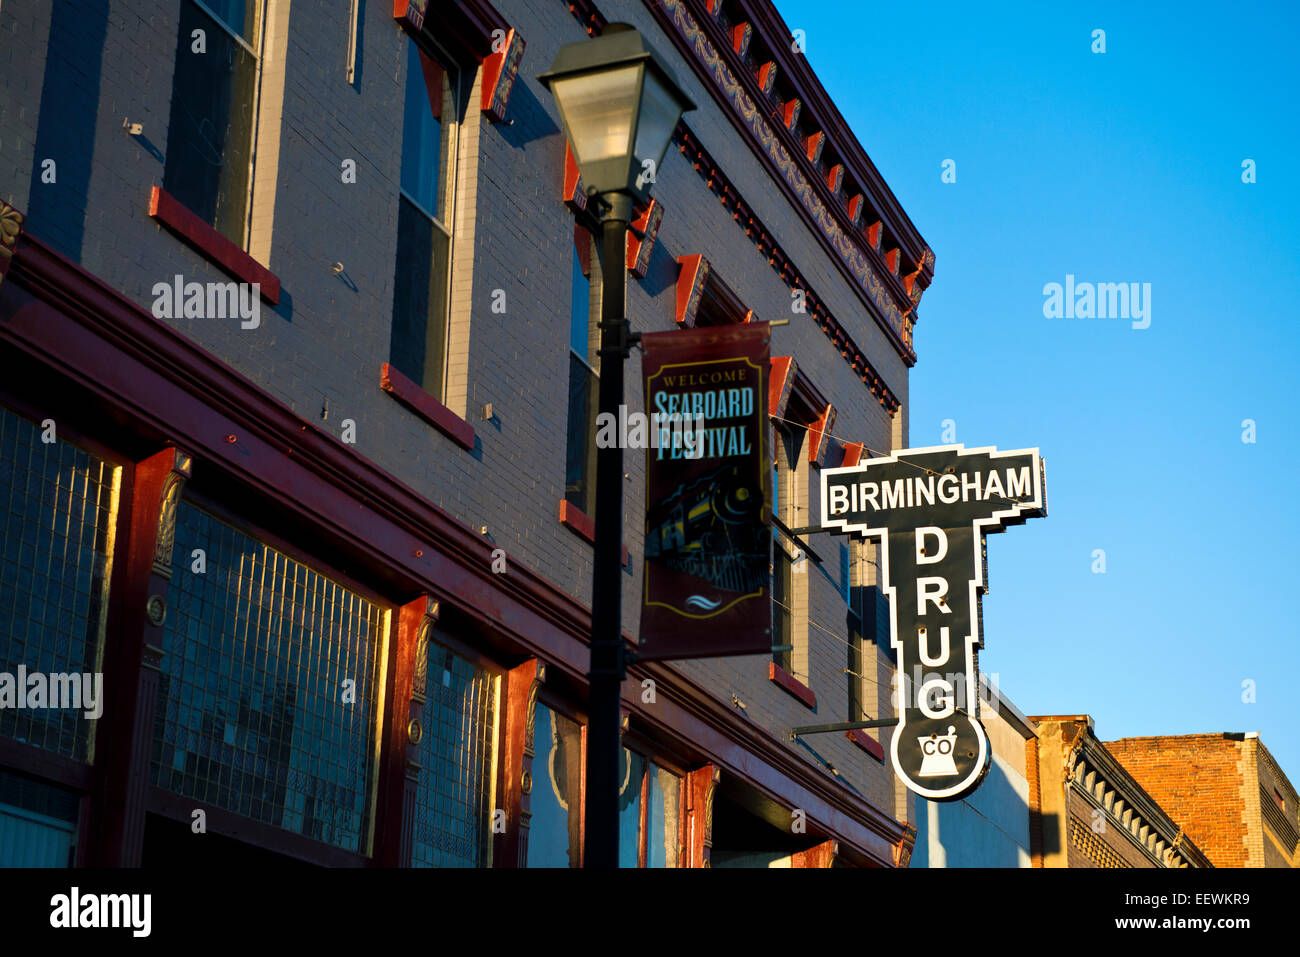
[1027,716,1211,868]
[1106,732,1299,868]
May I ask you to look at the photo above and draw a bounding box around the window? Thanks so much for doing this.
[0,768,79,867]
[411,638,500,868]
[646,762,682,867]
[526,704,682,868]
[771,425,802,673]
[621,750,682,868]
[163,0,262,243]
[390,36,462,401]
[0,405,120,764]
[152,501,388,855]
[846,540,868,722]
[565,226,597,515]
[527,703,583,867]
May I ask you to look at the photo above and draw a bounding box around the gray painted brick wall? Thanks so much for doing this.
[0,0,923,829]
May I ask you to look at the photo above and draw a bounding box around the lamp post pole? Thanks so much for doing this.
[537,20,694,869]
[585,190,634,868]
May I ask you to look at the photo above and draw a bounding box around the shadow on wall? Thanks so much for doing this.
[495,80,562,151]
[26,0,110,262]
[910,753,1032,868]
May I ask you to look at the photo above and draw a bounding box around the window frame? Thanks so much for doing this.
[564,223,598,517]
[150,485,394,860]
[164,0,267,248]
[390,34,466,404]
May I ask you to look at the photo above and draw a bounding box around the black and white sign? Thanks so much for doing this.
[820,444,1047,801]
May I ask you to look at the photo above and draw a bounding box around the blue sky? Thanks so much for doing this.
[774,0,1300,778]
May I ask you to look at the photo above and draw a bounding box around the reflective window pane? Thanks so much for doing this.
[618,748,645,868]
[412,639,498,867]
[163,0,258,243]
[647,764,681,867]
[152,502,386,854]
[0,406,119,763]
[526,704,582,867]
[400,38,445,219]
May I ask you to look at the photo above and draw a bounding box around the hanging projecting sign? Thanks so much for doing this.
[637,323,771,660]
[820,444,1047,801]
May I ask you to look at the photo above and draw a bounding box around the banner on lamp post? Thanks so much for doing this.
[637,323,772,661]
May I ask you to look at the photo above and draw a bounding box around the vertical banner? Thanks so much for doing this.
[638,323,771,660]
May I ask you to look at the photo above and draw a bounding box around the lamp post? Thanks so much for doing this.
[539,24,694,868]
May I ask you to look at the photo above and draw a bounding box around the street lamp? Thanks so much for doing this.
[539,24,694,869]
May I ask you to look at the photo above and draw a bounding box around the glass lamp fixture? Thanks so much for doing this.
[538,23,696,204]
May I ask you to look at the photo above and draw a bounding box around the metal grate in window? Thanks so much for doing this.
[151,502,387,854]
[0,406,119,763]
[411,639,499,867]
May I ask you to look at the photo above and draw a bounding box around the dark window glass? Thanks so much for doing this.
[391,38,456,400]
[412,640,498,867]
[390,196,451,394]
[0,405,119,763]
[771,452,792,672]
[163,0,259,243]
[565,354,597,515]
[527,705,583,867]
[400,39,444,218]
[570,240,590,355]
[152,502,385,854]
[565,236,596,515]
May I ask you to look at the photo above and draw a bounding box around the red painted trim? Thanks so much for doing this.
[807,402,836,466]
[562,142,588,214]
[397,0,509,64]
[847,728,884,761]
[675,254,709,326]
[769,661,816,710]
[557,500,629,567]
[842,442,865,468]
[846,194,863,226]
[147,187,280,304]
[673,128,906,400]
[558,498,595,542]
[625,199,662,279]
[379,362,476,450]
[769,355,796,420]
[481,28,525,122]
[676,0,933,293]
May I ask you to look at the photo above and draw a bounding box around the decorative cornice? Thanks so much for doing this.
[721,0,933,283]
[1073,735,1214,869]
[646,0,924,363]
[675,127,900,411]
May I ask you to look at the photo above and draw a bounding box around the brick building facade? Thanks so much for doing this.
[1106,733,1299,868]
[0,0,935,866]
[1027,716,1211,868]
